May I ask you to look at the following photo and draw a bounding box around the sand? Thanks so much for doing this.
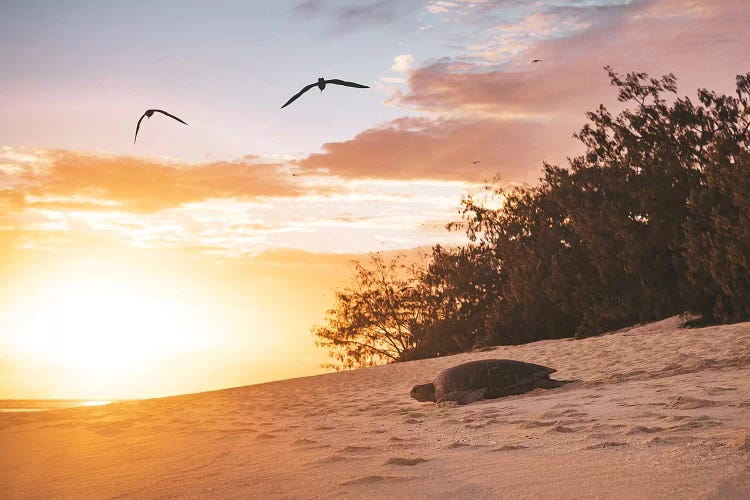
[2,315,749,499]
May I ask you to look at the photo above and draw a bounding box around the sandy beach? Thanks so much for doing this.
[2,316,749,499]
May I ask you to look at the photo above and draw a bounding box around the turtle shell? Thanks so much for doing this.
[433,359,556,404]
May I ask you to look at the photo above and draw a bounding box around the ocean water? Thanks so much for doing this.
[0,400,112,413]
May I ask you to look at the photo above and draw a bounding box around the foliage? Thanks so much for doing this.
[312,253,421,370]
[402,244,500,360]
[314,68,750,369]
[681,74,750,322]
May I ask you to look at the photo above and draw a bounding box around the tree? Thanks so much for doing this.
[312,253,422,370]
[401,243,500,360]
[457,176,585,343]
[681,73,750,322]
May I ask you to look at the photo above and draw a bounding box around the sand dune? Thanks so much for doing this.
[2,316,749,499]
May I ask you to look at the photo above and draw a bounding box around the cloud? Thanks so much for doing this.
[0,148,474,256]
[425,1,457,14]
[1,150,310,213]
[391,54,415,74]
[292,0,421,33]
[291,0,325,17]
[297,116,576,183]
[425,0,490,14]
[298,0,750,183]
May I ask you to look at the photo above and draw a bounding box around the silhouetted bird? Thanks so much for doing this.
[134,109,188,144]
[472,160,481,164]
[532,59,542,63]
[281,77,369,108]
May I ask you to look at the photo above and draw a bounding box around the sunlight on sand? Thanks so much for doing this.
[1,316,749,498]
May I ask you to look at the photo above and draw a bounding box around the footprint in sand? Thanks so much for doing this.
[342,445,374,453]
[624,425,664,435]
[520,420,556,429]
[384,457,428,466]
[590,423,627,431]
[255,432,278,440]
[446,441,484,450]
[547,425,577,433]
[664,396,719,409]
[667,419,721,432]
[340,475,408,486]
[583,442,628,450]
[313,454,367,465]
[705,386,737,396]
[644,436,683,446]
[291,438,322,448]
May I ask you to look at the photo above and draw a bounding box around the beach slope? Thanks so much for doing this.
[2,316,749,499]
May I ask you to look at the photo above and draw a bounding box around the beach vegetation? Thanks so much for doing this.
[314,68,750,368]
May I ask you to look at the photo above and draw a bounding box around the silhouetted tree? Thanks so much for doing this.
[457,176,585,343]
[312,253,422,370]
[681,73,750,322]
[555,68,709,334]
[401,244,500,360]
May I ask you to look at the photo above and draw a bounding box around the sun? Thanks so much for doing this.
[10,271,208,378]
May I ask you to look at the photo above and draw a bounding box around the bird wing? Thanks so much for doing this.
[134,112,148,144]
[324,79,369,89]
[281,83,317,109]
[153,109,188,125]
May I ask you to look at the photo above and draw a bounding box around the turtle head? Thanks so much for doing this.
[410,383,436,402]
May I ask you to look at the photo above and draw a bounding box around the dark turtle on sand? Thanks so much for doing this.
[410,359,566,405]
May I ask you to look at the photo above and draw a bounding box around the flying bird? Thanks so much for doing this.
[134,109,188,144]
[532,59,542,63]
[281,77,369,109]
[472,160,481,165]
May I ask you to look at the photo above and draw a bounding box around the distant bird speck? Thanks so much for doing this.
[134,109,188,144]
[281,77,369,109]
[472,160,481,164]
[532,59,542,63]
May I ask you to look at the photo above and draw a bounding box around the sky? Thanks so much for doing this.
[1,0,748,399]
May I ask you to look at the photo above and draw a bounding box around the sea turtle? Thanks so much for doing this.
[410,359,566,405]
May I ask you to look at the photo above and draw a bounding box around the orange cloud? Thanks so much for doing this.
[297,116,576,183]
[3,150,313,213]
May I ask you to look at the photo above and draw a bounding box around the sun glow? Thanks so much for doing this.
[8,270,211,385]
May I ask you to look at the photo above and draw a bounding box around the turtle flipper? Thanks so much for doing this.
[440,388,486,405]
[535,378,571,389]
